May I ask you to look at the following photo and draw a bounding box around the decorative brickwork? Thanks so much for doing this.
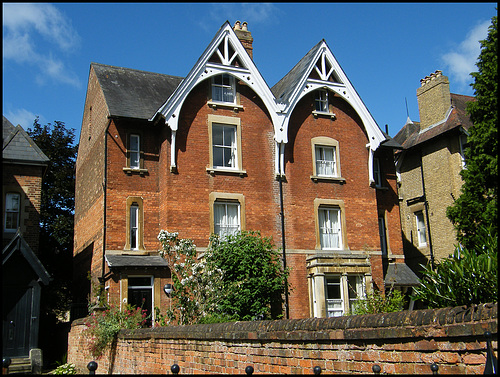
[68,303,497,374]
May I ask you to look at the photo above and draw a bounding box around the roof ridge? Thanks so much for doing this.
[91,62,184,79]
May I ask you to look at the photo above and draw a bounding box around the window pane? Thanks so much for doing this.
[214,202,240,237]
[212,125,236,168]
[319,208,340,249]
[212,74,234,103]
[130,135,140,168]
[5,193,20,230]
[326,276,343,317]
[130,135,139,151]
[130,205,138,249]
[316,146,336,176]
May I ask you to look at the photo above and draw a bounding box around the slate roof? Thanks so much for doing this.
[105,254,169,269]
[91,63,184,120]
[271,40,323,105]
[2,116,49,165]
[384,263,420,287]
[393,93,474,150]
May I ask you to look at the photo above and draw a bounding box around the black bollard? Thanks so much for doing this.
[3,357,12,374]
[245,365,254,375]
[484,331,498,375]
[87,361,98,375]
[313,365,322,375]
[430,363,439,375]
[171,363,180,375]
[372,364,381,374]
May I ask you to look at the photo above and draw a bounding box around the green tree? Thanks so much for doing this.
[206,231,289,321]
[447,15,497,249]
[27,117,78,320]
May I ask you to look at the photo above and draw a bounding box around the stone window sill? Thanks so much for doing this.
[310,175,346,184]
[207,167,247,177]
[123,167,148,176]
[208,101,244,112]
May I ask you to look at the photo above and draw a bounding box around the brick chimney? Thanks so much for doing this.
[233,20,253,59]
[416,70,452,130]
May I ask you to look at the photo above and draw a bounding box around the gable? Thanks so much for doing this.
[2,116,49,165]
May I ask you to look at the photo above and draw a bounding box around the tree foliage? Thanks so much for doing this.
[27,117,78,319]
[157,230,289,324]
[206,231,289,321]
[447,15,497,249]
[411,226,498,308]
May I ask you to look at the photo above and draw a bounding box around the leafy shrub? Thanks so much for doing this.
[84,304,148,358]
[351,288,406,315]
[206,231,289,321]
[411,227,497,308]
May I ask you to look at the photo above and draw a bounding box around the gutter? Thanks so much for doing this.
[99,119,112,286]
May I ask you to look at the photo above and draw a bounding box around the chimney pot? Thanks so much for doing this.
[234,20,241,30]
[242,21,248,31]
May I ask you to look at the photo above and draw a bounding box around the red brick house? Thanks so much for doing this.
[3,116,51,371]
[73,21,417,322]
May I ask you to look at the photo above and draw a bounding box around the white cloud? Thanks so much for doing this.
[5,108,39,130]
[2,3,81,87]
[441,19,490,90]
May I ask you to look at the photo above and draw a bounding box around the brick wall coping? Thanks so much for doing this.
[71,302,497,343]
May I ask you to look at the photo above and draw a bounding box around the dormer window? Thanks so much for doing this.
[212,74,235,104]
[129,134,140,169]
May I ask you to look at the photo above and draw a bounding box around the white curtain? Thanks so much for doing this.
[319,208,340,249]
[316,146,335,176]
[215,203,239,237]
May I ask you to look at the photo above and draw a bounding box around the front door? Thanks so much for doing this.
[127,276,153,327]
[2,286,35,357]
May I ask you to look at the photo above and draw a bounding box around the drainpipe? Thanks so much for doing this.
[420,150,434,268]
[278,142,289,319]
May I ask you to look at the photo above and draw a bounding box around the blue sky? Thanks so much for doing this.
[2,3,496,142]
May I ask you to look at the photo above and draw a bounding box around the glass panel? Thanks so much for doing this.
[316,146,335,176]
[214,202,240,237]
[319,208,340,249]
[130,204,138,249]
[212,125,236,168]
[326,276,343,317]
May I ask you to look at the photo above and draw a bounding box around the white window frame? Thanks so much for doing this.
[415,211,427,247]
[214,201,241,237]
[347,275,366,314]
[459,134,467,168]
[130,203,139,250]
[212,74,236,104]
[315,89,329,113]
[207,115,245,174]
[325,274,365,317]
[4,192,20,232]
[127,276,154,325]
[315,145,337,177]
[129,134,140,169]
[318,207,342,250]
[212,124,237,169]
[325,275,344,317]
[310,137,342,181]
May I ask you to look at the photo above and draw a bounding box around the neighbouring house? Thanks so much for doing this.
[73,21,418,323]
[2,116,51,373]
[393,70,475,275]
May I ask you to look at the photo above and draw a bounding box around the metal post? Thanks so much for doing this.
[245,365,254,375]
[372,364,381,374]
[313,365,322,375]
[484,331,498,375]
[430,363,439,375]
[87,361,98,375]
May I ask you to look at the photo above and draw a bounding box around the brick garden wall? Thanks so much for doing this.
[67,302,497,374]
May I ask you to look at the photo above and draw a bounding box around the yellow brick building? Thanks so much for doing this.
[393,70,474,276]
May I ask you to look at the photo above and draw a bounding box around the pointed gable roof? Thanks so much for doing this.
[91,63,184,121]
[271,40,386,149]
[2,230,51,285]
[154,21,281,135]
[2,116,49,165]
